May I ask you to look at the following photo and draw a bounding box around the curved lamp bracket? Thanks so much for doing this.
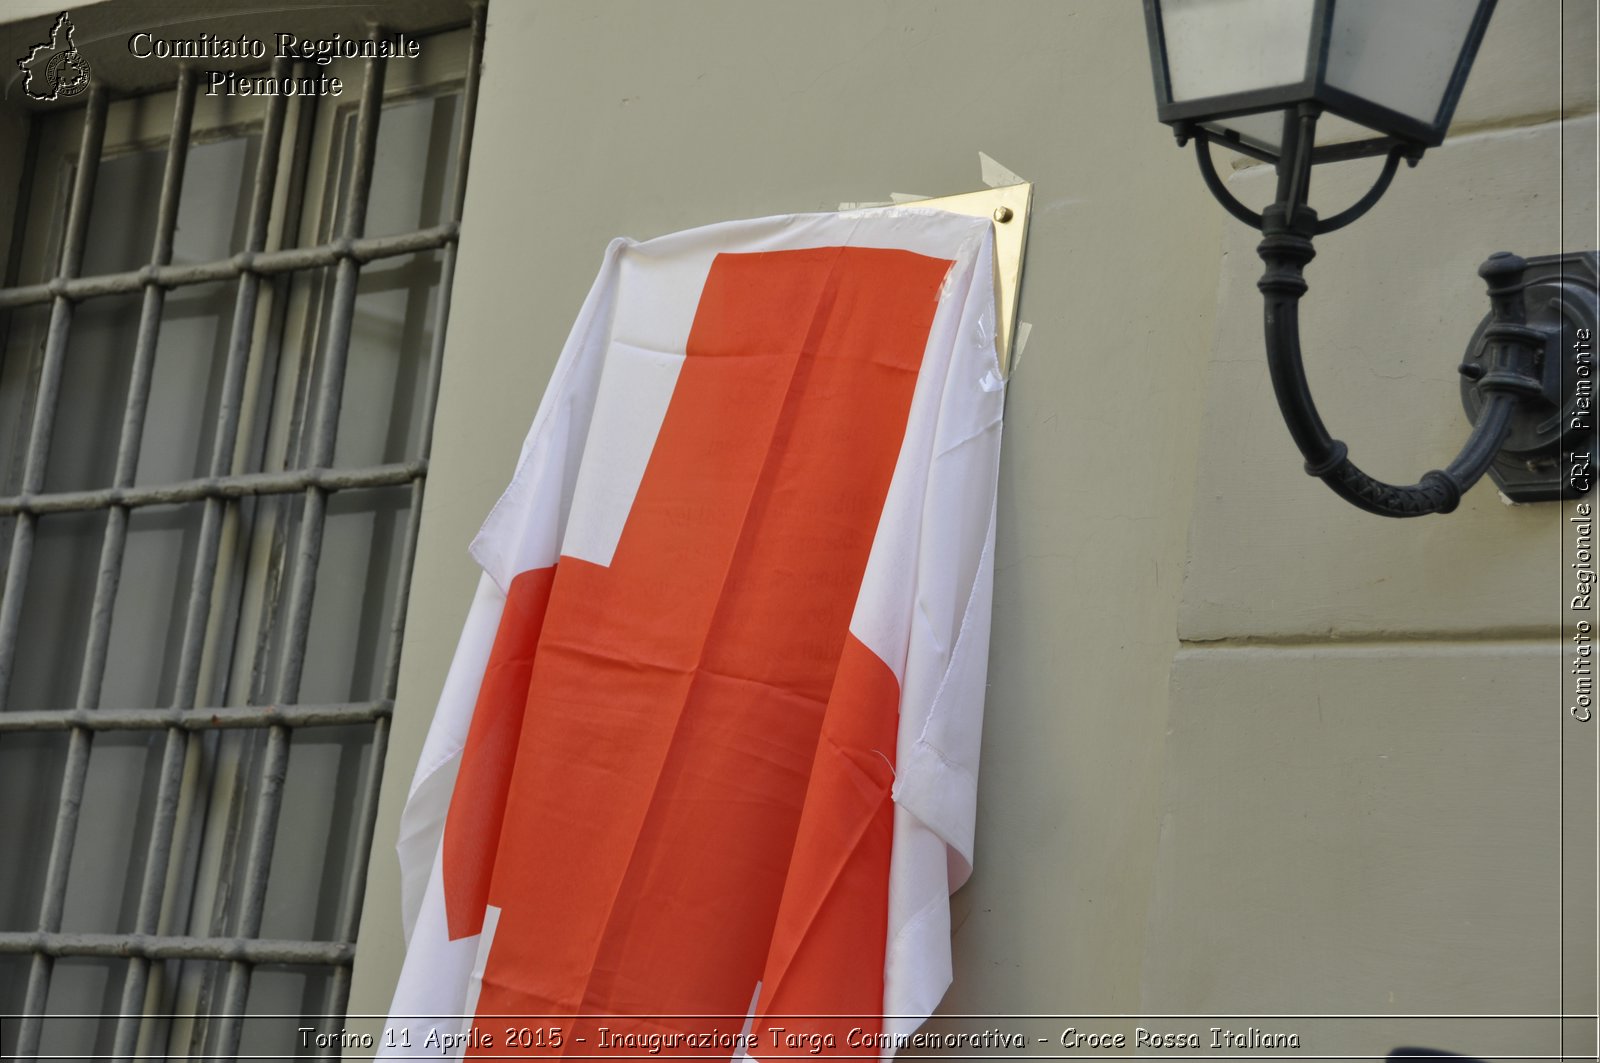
[1196,108,1597,516]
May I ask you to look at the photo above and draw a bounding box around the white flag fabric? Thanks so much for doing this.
[381,207,1005,1061]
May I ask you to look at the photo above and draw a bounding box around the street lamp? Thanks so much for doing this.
[1144,0,1597,515]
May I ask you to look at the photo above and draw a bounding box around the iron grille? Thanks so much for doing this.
[0,10,483,1058]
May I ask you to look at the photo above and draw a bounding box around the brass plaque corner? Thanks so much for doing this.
[848,183,1032,376]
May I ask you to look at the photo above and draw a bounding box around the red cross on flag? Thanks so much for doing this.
[381,208,1005,1060]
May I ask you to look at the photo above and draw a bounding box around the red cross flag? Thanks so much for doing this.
[381,208,1005,1060]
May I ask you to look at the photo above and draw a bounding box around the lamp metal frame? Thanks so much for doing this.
[1143,0,1498,165]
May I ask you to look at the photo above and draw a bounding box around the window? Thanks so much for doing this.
[0,11,481,1058]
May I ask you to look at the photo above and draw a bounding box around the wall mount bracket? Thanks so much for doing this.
[1459,250,1597,502]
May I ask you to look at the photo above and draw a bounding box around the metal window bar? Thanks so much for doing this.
[5,85,110,1060]
[0,701,393,732]
[211,40,390,1057]
[11,72,197,1060]
[0,86,107,713]
[0,223,461,310]
[0,461,429,516]
[0,7,486,1058]
[320,8,488,1040]
[111,58,292,1063]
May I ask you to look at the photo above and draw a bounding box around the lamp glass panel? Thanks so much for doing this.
[1324,0,1481,126]
[1206,109,1384,159]
[1204,111,1286,154]
[1161,0,1316,103]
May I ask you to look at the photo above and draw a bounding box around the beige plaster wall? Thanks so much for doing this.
[348,1,1598,1058]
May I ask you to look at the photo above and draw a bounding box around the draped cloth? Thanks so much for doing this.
[381,208,1005,1061]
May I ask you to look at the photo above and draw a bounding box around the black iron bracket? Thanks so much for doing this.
[1199,104,1597,516]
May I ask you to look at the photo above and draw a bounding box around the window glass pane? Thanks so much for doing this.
[0,305,49,487]
[260,724,377,941]
[9,511,103,708]
[102,504,208,707]
[39,291,143,494]
[300,484,415,704]
[78,147,163,277]
[362,91,462,239]
[58,729,165,934]
[0,730,68,931]
[238,970,332,1057]
[337,249,446,468]
[0,955,33,1053]
[41,957,124,1058]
